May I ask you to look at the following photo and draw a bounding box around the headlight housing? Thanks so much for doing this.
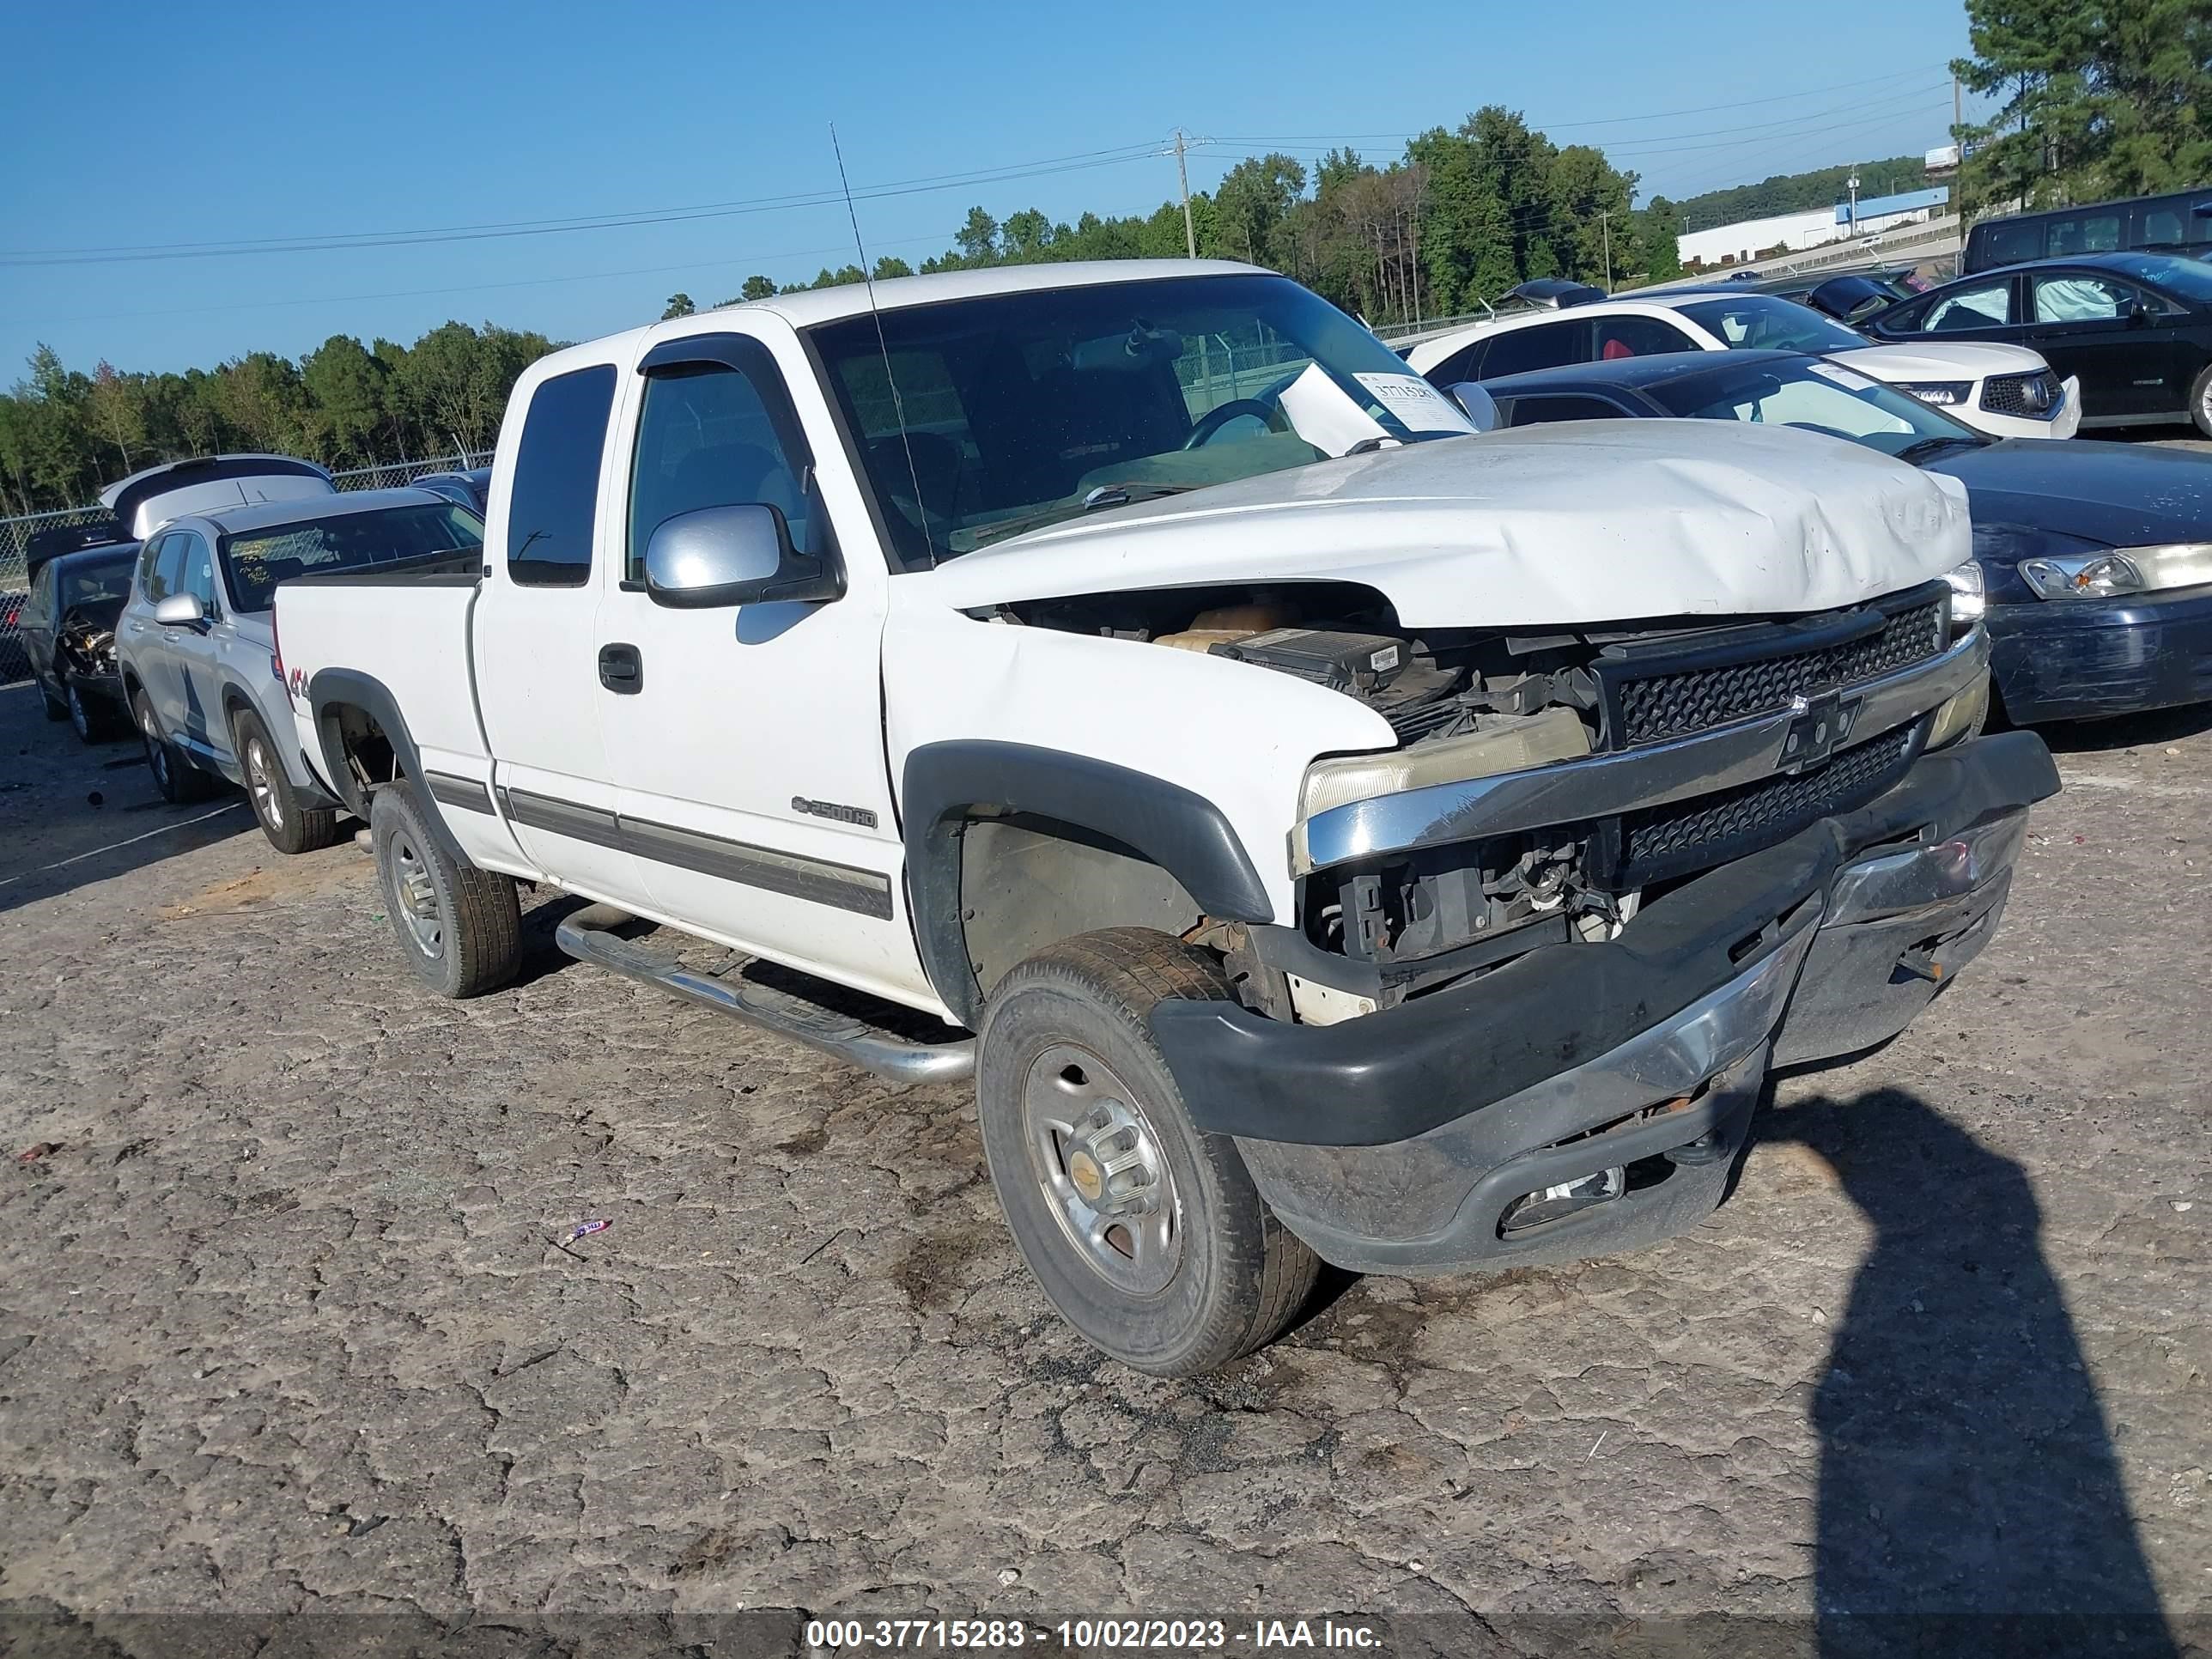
[1896,380,1972,407]
[1942,559,1985,623]
[2017,544,2212,600]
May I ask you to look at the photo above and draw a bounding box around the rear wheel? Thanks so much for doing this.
[975,927,1319,1376]
[133,689,212,803]
[369,777,520,999]
[233,708,339,854]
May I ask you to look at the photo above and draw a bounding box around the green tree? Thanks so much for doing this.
[954,206,1000,264]
[1955,0,2212,214]
[661,293,696,319]
[1210,153,1307,264]
[740,274,777,301]
[872,254,914,280]
[300,336,389,465]
[83,361,147,474]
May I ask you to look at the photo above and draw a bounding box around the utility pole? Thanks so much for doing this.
[1174,130,1198,259]
[1954,72,1966,258]
[1598,210,1613,290]
[1846,168,1860,234]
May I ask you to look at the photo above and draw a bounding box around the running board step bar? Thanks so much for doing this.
[554,903,975,1090]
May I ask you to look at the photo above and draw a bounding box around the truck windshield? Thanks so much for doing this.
[808,273,1473,566]
[222,501,484,611]
[1648,357,1980,459]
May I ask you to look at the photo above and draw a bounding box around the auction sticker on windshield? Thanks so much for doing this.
[1806,361,1883,392]
[1355,372,1478,434]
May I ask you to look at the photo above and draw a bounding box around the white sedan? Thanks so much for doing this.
[1406,288,2081,441]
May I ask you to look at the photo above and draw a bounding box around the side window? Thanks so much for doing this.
[1922,280,2016,331]
[2139,207,2187,249]
[146,533,189,605]
[627,359,813,580]
[1425,339,1488,386]
[1979,219,2044,268]
[1593,316,1697,359]
[1480,321,1589,378]
[137,534,173,604]
[22,562,53,629]
[174,532,219,614]
[507,364,617,587]
[2048,214,2122,257]
[1505,394,1631,425]
[2033,273,2142,324]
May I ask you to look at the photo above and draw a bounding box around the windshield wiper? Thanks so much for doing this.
[1895,434,1985,465]
[966,483,1197,549]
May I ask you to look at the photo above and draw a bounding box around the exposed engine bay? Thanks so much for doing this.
[54,608,120,683]
[987,574,1954,1003]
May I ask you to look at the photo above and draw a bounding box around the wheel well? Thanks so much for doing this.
[957,812,1204,1002]
[320,702,400,803]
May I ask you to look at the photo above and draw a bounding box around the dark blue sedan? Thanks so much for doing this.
[1443,349,2212,723]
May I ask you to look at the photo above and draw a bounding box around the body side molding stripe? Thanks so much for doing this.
[423,772,495,815]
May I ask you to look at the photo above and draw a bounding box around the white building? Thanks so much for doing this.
[1677,186,1950,270]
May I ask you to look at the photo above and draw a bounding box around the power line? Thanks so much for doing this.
[1203,64,1947,148]
[0,143,1176,268]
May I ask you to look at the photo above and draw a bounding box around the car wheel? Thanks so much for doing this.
[369,777,521,999]
[975,927,1320,1376]
[2191,362,2212,440]
[233,708,339,854]
[132,689,211,803]
[64,676,118,744]
[40,681,68,721]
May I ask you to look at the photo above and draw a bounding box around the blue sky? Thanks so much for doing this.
[0,0,1977,377]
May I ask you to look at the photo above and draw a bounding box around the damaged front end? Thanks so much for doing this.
[1032,577,2055,1274]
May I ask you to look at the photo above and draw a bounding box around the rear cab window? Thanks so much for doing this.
[507,364,618,586]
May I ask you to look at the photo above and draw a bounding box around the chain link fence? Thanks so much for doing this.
[1,450,492,683]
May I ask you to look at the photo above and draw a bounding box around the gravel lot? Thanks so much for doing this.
[0,675,2206,1656]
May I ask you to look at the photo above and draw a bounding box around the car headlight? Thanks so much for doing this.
[2017,544,2212,600]
[1942,559,1985,623]
[1896,380,1972,407]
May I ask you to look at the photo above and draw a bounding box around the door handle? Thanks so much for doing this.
[598,642,643,694]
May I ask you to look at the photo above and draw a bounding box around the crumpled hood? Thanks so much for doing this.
[1928,438,2212,550]
[915,421,1969,625]
[1834,341,2051,382]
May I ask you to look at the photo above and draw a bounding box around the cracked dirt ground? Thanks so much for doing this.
[0,677,2206,1656]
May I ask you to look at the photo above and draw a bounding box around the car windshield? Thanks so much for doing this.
[2111,253,2212,301]
[222,501,484,611]
[1649,357,1978,459]
[1674,295,1868,354]
[808,273,1474,564]
[58,551,137,617]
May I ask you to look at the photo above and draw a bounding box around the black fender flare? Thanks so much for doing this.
[900,740,1274,1028]
[306,667,467,865]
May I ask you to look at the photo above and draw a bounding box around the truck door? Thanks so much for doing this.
[592,328,936,1013]
[471,360,647,905]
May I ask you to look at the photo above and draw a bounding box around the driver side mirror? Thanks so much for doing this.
[2125,298,2156,325]
[153,593,206,628]
[642,503,842,611]
[1443,382,1501,434]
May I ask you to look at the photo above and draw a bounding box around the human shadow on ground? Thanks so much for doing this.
[1759,1087,2176,1659]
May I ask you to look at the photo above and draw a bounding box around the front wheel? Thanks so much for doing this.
[233,708,339,854]
[2191,362,2212,440]
[65,676,119,744]
[369,777,520,999]
[975,927,1319,1376]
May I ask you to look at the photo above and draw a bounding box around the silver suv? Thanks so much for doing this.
[116,487,486,852]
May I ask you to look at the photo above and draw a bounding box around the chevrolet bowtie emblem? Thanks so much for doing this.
[1781,689,1859,771]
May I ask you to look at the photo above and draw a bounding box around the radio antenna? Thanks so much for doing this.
[830,124,933,568]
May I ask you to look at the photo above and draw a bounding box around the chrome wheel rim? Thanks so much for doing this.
[1022,1042,1181,1294]
[139,705,168,790]
[245,736,282,830]
[389,834,444,959]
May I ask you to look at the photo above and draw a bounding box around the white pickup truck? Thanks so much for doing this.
[276,259,2057,1375]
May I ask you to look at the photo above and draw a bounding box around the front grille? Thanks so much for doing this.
[1980,369,2061,420]
[1607,592,1946,748]
[1597,720,1924,890]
